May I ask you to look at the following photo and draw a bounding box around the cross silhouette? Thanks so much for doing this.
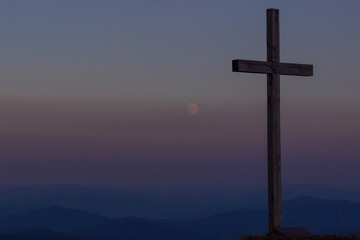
[232,9,313,233]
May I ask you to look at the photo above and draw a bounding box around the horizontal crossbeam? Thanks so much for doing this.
[232,59,313,76]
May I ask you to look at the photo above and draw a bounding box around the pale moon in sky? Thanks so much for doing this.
[187,103,199,115]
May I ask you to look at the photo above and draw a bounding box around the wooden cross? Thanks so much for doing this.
[232,9,313,233]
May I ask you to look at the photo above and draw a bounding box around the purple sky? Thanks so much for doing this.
[0,0,360,193]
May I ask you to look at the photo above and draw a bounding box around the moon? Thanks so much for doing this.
[187,103,199,115]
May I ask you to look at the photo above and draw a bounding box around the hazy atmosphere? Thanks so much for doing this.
[1,0,360,193]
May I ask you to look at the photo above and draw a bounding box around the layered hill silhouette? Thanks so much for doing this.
[0,197,359,239]
[283,197,360,234]
[0,208,211,240]
[0,206,107,233]
[1,184,359,219]
[0,185,242,219]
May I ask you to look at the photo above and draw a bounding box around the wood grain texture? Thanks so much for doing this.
[232,60,313,76]
[266,8,282,233]
[231,8,314,234]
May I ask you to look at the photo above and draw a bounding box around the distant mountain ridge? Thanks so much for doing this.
[283,185,360,203]
[0,206,107,234]
[0,197,359,239]
[0,184,359,219]
[0,207,213,240]
[283,197,360,234]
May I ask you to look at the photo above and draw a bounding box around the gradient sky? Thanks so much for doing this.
[0,0,360,193]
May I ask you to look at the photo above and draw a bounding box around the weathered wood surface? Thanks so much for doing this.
[266,8,282,233]
[231,8,313,234]
[232,59,313,76]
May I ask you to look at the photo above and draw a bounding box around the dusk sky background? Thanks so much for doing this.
[0,0,360,193]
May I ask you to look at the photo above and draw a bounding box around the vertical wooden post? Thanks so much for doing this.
[232,7,313,235]
[266,8,281,233]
